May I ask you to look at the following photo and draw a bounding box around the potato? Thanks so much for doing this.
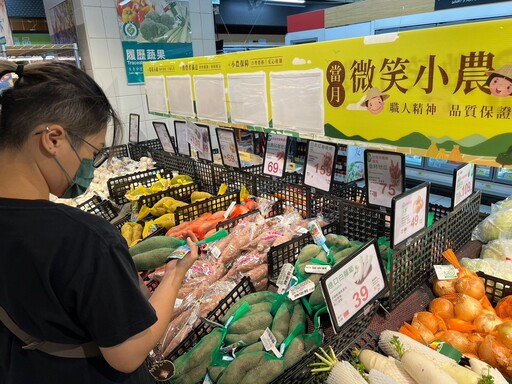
[283,336,306,369]
[225,329,265,345]
[237,341,264,356]
[288,301,307,334]
[217,352,265,384]
[309,284,325,308]
[271,302,291,344]
[243,358,284,383]
[297,244,322,264]
[221,292,277,323]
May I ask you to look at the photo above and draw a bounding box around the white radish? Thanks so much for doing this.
[369,369,399,384]
[359,350,415,384]
[326,360,367,384]
[401,350,457,384]
[469,357,509,384]
[439,362,479,384]
[379,330,454,365]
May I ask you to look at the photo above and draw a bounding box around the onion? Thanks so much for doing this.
[430,297,455,320]
[412,311,439,334]
[433,277,457,297]
[496,296,512,319]
[474,313,503,334]
[455,276,485,300]
[497,321,512,350]
[411,321,436,344]
[453,293,483,322]
[438,330,477,354]
[478,334,512,376]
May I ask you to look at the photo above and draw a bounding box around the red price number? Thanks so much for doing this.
[267,161,279,174]
[314,164,332,177]
[380,183,396,196]
[461,182,472,196]
[410,214,419,228]
[353,285,369,309]
[225,153,236,164]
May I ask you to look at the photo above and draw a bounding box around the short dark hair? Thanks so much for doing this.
[485,72,512,87]
[0,61,121,150]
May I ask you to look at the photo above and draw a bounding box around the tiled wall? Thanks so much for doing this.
[43,0,216,144]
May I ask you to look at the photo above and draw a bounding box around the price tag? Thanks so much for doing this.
[390,182,430,248]
[260,328,282,358]
[288,279,315,300]
[129,113,140,143]
[263,134,289,178]
[364,150,405,209]
[203,373,213,384]
[296,227,308,235]
[153,122,176,154]
[308,221,329,253]
[191,123,213,162]
[209,245,221,259]
[452,163,475,208]
[434,265,459,280]
[305,265,331,274]
[174,298,183,308]
[276,263,294,294]
[216,128,240,168]
[320,240,388,334]
[303,141,336,192]
[224,201,237,218]
[174,121,191,156]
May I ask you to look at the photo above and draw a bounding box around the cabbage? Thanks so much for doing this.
[472,207,512,243]
[481,239,512,261]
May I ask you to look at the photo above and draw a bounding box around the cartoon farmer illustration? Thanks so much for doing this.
[360,87,390,115]
[485,65,512,97]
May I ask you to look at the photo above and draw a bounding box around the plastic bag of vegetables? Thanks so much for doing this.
[472,206,512,243]
[480,239,512,261]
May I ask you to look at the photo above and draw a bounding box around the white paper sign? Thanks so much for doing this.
[186,121,203,152]
[305,265,331,274]
[453,163,475,208]
[263,134,288,178]
[129,114,139,143]
[434,265,459,280]
[174,121,190,156]
[195,124,213,162]
[217,128,240,168]
[153,122,176,154]
[391,183,429,248]
[303,141,336,192]
[365,151,405,208]
[276,263,294,294]
[321,242,386,332]
[287,279,315,300]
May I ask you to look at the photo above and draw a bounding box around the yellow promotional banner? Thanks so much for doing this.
[144,19,512,168]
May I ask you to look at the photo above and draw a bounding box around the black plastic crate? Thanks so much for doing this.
[137,183,199,208]
[255,175,310,217]
[193,160,216,195]
[267,222,339,283]
[151,150,196,177]
[174,192,240,225]
[213,164,259,196]
[107,168,167,205]
[97,144,130,159]
[166,276,255,361]
[77,195,103,212]
[128,139,163,161]
[85,199,119,222]
[271,303,379,384]
[330,181,360,202]
[384,216,448,311]
[112,213,167,238]
[445,191,482,253]
[477,271,512,305]
[338,199,388,243]
[216,210,260,232]
[308,189,342,223]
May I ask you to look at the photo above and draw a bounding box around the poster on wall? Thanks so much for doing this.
[48,0,78,44]
[0,0,12,45]
[117,0,193,85]
[144,19,512,168]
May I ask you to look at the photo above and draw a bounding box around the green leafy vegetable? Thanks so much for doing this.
[390,335,406,359]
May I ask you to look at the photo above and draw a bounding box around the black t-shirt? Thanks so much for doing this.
[0,198,158,384]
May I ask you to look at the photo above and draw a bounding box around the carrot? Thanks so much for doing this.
[446,318,476,333]
[400,322,426,344]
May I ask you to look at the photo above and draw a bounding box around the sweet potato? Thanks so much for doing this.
[228,312,273,334]
[243,358,283,384]
[217,351,265,384]
[221,291,277,323]
[283,336,306,369]
[224,329,266,345]
[297,244,322,264]
[272,302,291,344]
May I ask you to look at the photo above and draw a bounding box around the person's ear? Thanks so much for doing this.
[39,124,66,156]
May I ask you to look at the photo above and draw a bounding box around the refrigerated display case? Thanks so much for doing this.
[496,167,512,184]
[424,158,462,174]
[405,154,424,168]
[475,165,493,180]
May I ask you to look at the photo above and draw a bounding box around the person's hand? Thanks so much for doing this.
[165,231,199,278]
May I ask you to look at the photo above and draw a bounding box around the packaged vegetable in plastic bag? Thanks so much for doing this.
[472,206,512,243]
[481,239,512,261]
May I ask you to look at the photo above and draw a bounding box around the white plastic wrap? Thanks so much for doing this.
[461,257,512,282]
[472,206,512,243]
[480,239,512,261]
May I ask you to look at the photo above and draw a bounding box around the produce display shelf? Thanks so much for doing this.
[174,192,240,225]
[213,164,260,196]
[136,183,199,208]
[99,144,130,159]
[193,160,216,195]
[165,276,255,362]
[107,168,168,206]
[128,139,163,161]
[85,199,120,222]
[151,150,196,178]
[255,175,310,218]
[77,195,103,212]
